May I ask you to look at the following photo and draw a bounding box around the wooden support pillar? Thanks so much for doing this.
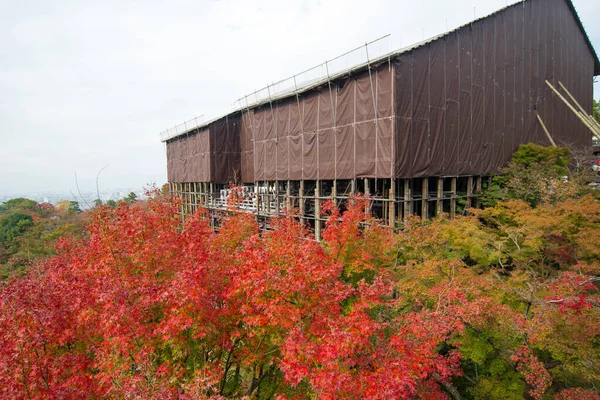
[422,178,429,219]
[364,178,370,214]
[450,177,457,219]
[186,183,190,215]
[351,179,356,194]
[404,179,411,220]
[286,180,291,211]
[275,181,280,215]
[388,178,396,228]
[193,183,198,212]
[183,183,188,216]
[436,178,443,216]
[315,181,321,241]
[382,180,388,223]
[466,176,473,209]
[299,180,305,224]
[265,181,270,215]
[182,183,186,218]
[332,180,337,206]
[254,182,259,218]
[474,176,482,208]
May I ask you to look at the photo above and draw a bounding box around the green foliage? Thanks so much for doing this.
[68,201,81,213]
[593,99,600,123]
[124,192,137,204]
[0,198,87,279]
[510,143,571,175]
[0,198,37,214]
[0,213,33,244]
[481,143,578,208]
[105,199,117,208]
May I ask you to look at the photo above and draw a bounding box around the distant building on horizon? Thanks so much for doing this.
[162,0,600,239]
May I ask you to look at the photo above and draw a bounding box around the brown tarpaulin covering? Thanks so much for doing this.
[393,0,592,178]
[238,66,395,182]
[166,115,241,184]
[167,0,594,184]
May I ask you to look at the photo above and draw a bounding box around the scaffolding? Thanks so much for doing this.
[170,176,488,240]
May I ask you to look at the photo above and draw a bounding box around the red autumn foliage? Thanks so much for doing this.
[1,193,599,398]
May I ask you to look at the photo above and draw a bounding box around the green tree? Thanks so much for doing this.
[68,201,81,214]
[93,199,103,208]
[481,143,578,207]
[0,198,37,215]
[0,213,33,244]
[105,199,117,208]
[123,192,137,204]
[593,99,600,123]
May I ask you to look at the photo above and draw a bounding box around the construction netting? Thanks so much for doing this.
[240,64,394,183]
[166,0,595,184]
[393,0,593,178]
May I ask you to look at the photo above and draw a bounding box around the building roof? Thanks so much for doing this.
[163,0,600,143]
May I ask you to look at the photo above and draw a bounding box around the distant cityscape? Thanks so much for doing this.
[0,188,148,210]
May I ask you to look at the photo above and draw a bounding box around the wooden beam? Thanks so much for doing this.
[450,177,457,219]
[388,178,396,228]
[299,180,305,225]
[536,114,557,147]
[474,176,482,209]
[436,178,443,216]
[466,176,473,209]
[315,181,321,241]
[422,178,428,219]
[404,179,411,220]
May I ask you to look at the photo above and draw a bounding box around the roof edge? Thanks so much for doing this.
[565,0,600,76]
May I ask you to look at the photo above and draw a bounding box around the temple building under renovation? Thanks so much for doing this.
[162,0,600,239]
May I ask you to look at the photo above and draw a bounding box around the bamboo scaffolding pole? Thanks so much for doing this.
[545,80,600,141]
[536,114,557,147]
[557,81,600,138]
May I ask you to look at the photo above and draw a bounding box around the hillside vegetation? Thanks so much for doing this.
[0,144,599,399]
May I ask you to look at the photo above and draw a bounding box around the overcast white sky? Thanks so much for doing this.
[1,0,598,197]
